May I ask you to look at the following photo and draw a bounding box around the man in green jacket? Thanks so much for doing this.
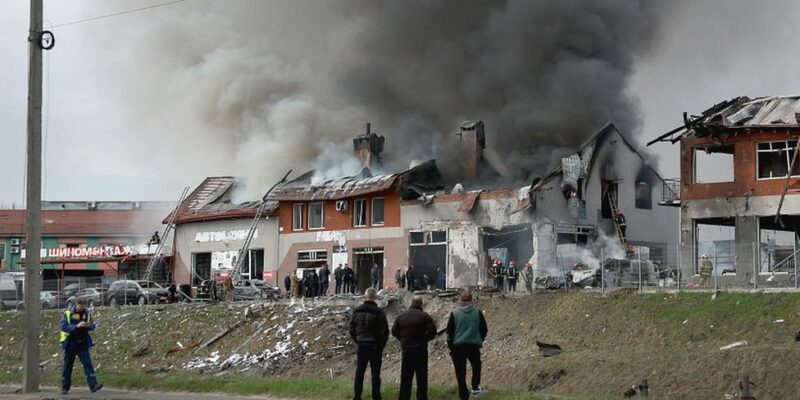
[446,291,488,399]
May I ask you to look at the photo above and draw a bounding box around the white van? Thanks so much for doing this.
[0,280,22,311]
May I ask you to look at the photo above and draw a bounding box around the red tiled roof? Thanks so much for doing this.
[0,209,166,236]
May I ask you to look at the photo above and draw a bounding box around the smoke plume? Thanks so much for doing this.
[87,0,668,199]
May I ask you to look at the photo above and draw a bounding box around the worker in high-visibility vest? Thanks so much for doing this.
[60,297,103,395]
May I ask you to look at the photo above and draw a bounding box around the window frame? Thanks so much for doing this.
[353,198,367,228]
[756,140,800,180]
[308,202,325,230]
[371,197,385,226]
[292,203,304,231]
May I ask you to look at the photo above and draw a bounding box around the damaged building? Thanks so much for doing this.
[271,158,443,292]
[405,122,678,289]
[171,177,280,287]
[649,95,800,288]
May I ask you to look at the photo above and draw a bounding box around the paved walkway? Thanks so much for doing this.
[0,387,286,400]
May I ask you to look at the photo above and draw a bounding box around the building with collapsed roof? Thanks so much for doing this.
[170,177,280,287]
[648,95,800,288]
[404,123,678,288]
[272,160,442,292]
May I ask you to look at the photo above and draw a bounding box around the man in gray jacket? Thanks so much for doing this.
[446,291,488,399]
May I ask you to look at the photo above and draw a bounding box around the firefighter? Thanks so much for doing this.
[614,210,627,238]
[505,261,519,292]
[491,259,505,291]
[521,262,534,294]
[699,255,713,287]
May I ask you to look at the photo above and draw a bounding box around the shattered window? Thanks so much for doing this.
[695,219,736,275]
[371,198,385,225]
[292,203,303,231]
[601,181,618,219]
[409,231,425,245]
[758,217,798,273]
[429,231,447,244]
[353,199,367,227]
[635,181,652,209]
[757,141,800,179]
[308,202,324,229]
[695,145,734,183]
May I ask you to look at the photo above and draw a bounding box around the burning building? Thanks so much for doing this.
[170,177,280,288]
[648,95,800,288]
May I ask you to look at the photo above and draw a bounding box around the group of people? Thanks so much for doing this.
[488,259,534,293]
[285,264,331,298]
[394,265,446,292]
[349,289,487,400]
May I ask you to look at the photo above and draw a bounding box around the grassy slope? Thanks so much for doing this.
[0,292,797,399]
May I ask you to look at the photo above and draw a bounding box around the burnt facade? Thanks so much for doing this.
[650,96,800,288]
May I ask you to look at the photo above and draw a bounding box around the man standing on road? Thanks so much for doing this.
[447,291,488,399]
[60,297,103,395]
[335,263,344,294]
[392,296,437,400]
[371,262,381,290]
[319,263,331,296]
[522,262,534,294]
[349,288,389,400]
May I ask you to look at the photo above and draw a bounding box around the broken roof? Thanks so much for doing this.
[533,123,669,191]
[171,176,277,224]
[272,159,443,202]
[647,95,800,145]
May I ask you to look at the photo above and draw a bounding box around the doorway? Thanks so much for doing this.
[353,247,384,292]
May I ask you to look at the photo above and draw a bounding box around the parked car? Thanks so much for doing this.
[66,288,107,308]
[0,280,22,311]
[105,280,169,305]
[40,291,60,309]
[233,279,265,301]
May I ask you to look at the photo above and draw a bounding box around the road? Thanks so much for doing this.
[0,387,287,400]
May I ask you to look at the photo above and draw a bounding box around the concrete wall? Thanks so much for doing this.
[173,217,279,286]
[532,128,679,274]
[401,192,531,287]
[275,226,407,290]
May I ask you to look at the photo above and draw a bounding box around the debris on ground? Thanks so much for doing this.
[720,340,748,351]
[535,341,562,357]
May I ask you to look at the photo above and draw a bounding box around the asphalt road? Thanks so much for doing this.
[0,387,286,400]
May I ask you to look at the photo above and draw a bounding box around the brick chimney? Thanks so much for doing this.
[353,123,385,168]
[459,120,486,180]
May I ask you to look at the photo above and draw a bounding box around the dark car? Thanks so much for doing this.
[105,280,169,305]
[66,288,107,308]
[233,279,264,301]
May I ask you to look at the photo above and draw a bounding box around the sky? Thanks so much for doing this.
[1,0,800,203]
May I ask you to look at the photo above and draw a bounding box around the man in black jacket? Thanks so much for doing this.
[446,291,488,399]
[391,296,437,400]
[334,264,344,294]
[349,288,389,400]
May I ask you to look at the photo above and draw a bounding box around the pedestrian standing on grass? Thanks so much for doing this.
[392,296,437,400]
[522,262,534,294]
[60,297,103,395]
[506,261,519,292]
[349,288,389,400]
[447,291,487,399]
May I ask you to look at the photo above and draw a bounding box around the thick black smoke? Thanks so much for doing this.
[338,0,664,181]
[86,0,667,198]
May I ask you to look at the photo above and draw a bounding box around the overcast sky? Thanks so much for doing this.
[1,0,800,203]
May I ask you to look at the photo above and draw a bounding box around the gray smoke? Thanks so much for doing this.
[84,0,669,199]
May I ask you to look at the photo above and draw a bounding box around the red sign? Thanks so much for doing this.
[263,270,274,280]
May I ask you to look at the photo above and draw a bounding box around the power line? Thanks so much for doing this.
[50,0,188,28]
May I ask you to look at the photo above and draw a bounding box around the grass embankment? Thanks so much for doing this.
[0,372,606,399]
[0,291,797,399]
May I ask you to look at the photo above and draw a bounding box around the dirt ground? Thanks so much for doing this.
[1,290,799,399]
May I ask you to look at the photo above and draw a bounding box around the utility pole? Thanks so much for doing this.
[23,0,43,392]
